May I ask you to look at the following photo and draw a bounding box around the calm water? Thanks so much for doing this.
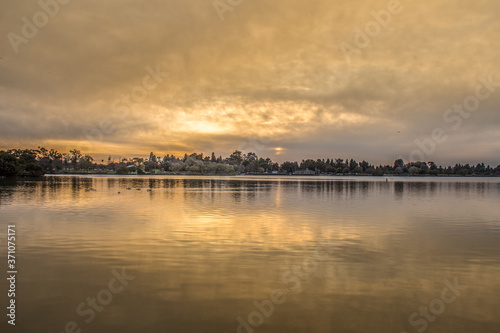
[1,175,499,333]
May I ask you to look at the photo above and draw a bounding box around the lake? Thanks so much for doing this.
[1,175,499,332]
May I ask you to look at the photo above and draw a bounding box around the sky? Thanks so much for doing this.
[1,0,499,165]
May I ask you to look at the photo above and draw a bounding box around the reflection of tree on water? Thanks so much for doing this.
[0,178,16,208]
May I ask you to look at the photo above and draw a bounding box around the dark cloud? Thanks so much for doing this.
[1,0,499,165]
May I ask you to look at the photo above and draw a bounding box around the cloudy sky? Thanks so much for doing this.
[1,0,499,165]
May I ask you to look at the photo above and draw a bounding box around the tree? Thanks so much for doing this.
[133,157,144,168]
[394,159,404,169]
[373,167,384,176]
[349,159,358,171]
[79,155,94,172]
[300,159,317,171]
[0,151,18,177]
[144,160,157,173]
[229,150,243,165]
[334,158,345,169]
[359,160,370,172]
[281,161,298,173]
[69,149,82,169]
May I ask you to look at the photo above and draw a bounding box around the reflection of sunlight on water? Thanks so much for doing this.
[1,176,500,332]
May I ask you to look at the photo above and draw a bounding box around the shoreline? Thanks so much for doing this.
[41,173,500,178]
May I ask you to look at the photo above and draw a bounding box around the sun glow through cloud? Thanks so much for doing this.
[0,0,499,165]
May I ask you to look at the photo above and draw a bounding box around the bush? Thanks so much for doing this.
[365,167,375,175]
[352,166,363,174]
[116,167,129,175]
[408,166,420,175]
[25,163,44,177]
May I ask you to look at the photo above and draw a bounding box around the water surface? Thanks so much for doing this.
[1,176,499,332]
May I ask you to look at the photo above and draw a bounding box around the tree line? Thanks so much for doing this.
[1,147,500,177]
